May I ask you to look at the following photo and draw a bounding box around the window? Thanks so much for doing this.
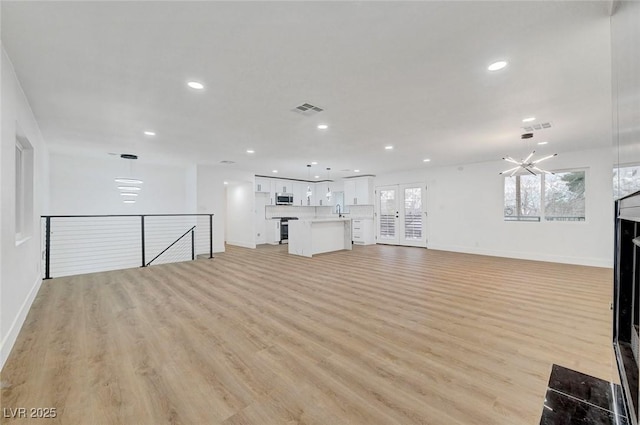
[614,165,640,199]
[504,170,586,222]
[544,171,585,221]
[15,143,24,236]
[504,175,541,221]
[15,132,34,241]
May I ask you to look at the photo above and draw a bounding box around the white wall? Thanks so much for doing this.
[196,165,255,252]
[255,192,268,245]
[0,49,49,369]
[375,147,614,267]
[226,181,256,249]
[49,153,193,215]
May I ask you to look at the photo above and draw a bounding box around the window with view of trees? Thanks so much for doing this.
[504,175,541,221]
[504,170,586,222]
[614,165,640,199]
[544,171,585,221]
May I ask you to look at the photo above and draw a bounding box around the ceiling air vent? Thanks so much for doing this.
[522,122,552,132]
[291,102,324,116]
[220,160,235,164]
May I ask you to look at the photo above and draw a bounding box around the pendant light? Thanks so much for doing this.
[499,133,557,176]
[326,168,332,200]
[116,154,143,203]
[306,165,312,200]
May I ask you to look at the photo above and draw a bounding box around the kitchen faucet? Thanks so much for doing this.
[336,204,342,218]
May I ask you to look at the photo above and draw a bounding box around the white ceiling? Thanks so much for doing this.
[1,1,614,180]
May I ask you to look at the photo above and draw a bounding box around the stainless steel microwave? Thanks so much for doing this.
[275,193,294,205]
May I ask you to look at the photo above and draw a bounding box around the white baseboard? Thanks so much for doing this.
[0,276,43,371]
[226,240,256,249]
[427,244,613,268]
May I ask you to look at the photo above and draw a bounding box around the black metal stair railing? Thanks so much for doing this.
[41,214,214,279]
[145,225,196,266]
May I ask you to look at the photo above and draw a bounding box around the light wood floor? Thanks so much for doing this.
[1,244,615,425]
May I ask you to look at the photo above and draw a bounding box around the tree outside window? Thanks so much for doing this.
[504,175,541,221]
[614,165,640,199]
[545,171,585,221]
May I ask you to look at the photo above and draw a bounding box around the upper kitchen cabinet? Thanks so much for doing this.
[344,176,374,205]
[255,177,272,193]
[315,182,329,206]
[276,180,292,194]
[292,182,313,206]
[303,183,314,206]
[291,182,302,206]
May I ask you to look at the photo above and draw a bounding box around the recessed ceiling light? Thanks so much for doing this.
[114,178,143,184]
[120,193,138,197]
[311,161,318,165]
[117,186,141,191]
[354,169,360,173]
[272,170,278,173]
[187,81,204,90]
[223,181,228,185]
[423,158,431,162]
[246,149,255,154]
[487,61,508,71]
[317,124,328,130]
[144,131,155,136]
[314,175,320,179]
[522,117,536,123]
[385,145,394,150]
[123,200,136,204]
[538,141,549,145]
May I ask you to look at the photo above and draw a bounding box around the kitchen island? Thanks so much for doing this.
[288,218,352,257]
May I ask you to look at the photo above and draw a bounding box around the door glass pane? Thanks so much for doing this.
[379,189,396,238]
[404,187,422,239]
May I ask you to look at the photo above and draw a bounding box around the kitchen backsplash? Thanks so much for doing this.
[346,205,375,219]
[265,204,374,219]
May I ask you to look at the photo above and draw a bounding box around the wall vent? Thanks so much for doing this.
[220,160,235,164]
[522,122,552,132]
[291,102,324,116]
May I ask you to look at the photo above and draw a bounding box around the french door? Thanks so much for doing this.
[376,184,427,247]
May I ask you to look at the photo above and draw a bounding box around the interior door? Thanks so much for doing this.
[377,184,427,247]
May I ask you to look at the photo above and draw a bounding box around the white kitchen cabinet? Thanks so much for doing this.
[255,177,277,205]
[303,183,314,206]
[324,180,343,207]
[351,218,374,245]
[276,180,292,194]
[255,177,271,193]
[315,182,329,206]
[344,177,373,205]
[344,180,356,205]
[290,182,313,206]
[265,219,281,245]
